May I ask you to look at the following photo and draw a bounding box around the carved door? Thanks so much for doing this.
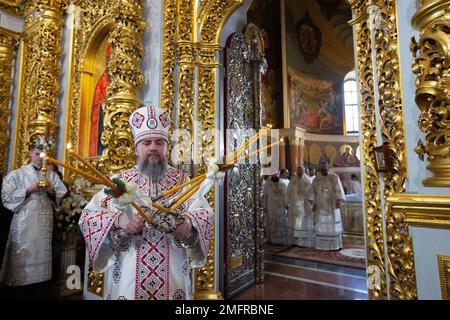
[224,26,265,298]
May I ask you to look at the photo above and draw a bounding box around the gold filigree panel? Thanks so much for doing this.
[369,0,412,300]
[349,0,410,300]
[437,255,450,300]
[13,0,68,168]
[0,1,24,17]
[0,27,19,176]
[65,0,145,178]
[174,0,195,164]
[352,17,387,299]
[160,0,177,152]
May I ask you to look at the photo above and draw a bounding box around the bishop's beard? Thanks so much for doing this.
[138,157,168,183]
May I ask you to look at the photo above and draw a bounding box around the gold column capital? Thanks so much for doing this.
[412,0,449,30]
[411,0,450,187]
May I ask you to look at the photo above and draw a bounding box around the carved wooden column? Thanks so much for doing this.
[97,0,146,173]
[412,0,450,187]
[13,0,68,167]
[0,27,19,176]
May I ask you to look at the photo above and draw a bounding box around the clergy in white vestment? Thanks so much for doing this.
[348,174,362,196]
[310,161,346,250]
[262,172,288,246]
[280,168,290,188]
[1,144,67,287]
[285,166,314,247]
[307,167,316,181]
[79,105,213,300]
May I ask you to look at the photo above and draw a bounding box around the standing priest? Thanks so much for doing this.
[311,160,346,250]
[1,143,67,298]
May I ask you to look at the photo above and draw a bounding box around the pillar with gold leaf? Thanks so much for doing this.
[411,0,450,187]
[0,27,19,176]
[13,0,68,169]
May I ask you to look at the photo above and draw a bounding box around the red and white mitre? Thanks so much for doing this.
[129,105,171,145]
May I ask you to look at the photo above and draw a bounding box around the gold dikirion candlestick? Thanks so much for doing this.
[38,152,51,187]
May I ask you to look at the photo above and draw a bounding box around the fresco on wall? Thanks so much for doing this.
[296,11,321,64]
[334,144,360,167]
[288,68,343,134]
[248,0,283,128]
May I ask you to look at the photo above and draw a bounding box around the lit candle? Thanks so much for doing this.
[226,126,269,163]
[234,141,280,164]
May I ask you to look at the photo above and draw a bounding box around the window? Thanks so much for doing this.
[343,70,359,135]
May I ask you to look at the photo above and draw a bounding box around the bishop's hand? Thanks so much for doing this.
[118,213,144,235]
[174,214,193,241]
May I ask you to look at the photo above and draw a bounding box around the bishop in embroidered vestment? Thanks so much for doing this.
[79,105,213,300]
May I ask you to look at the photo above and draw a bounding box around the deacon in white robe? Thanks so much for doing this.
[262,173,288,246]
[286,167,314,247]
[310,161,346,250]
[1,146,67,286]
[79,105,213,300]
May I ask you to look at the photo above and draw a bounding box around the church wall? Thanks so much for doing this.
[57,4,75,161]
[284,0,353,134]
[0,10,22,32]
[247,0,283,128]
[140,0,163,105]
[0,11,23,173]
[284,2,341,82]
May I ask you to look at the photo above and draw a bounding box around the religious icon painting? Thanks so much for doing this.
[374,143,392,173]
[296,11,322,64]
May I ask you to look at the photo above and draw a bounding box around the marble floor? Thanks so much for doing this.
[231,255,368,300]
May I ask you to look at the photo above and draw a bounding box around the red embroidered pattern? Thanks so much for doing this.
[137,229,168,300]
[185,209,213,257]
[80,209,117,263]
[159,112,170,128]
[135,130,168,142]
[131,112,145,128]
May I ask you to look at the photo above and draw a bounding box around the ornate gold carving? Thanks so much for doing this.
[437,255,450,300]
[96,0,145,174]
[350,0,409,300]
[87,265,104,297]
[12,0,68,169]
[0,0,25,6]
[0,1,24,16]
[175,0,195,165]
[411,1,450,187]
[371,0,412,300]
[387,194,450,228]
[65,0,145,177]
[352,11,387,300]
[0,27,19,176]
[160,0,177,155]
